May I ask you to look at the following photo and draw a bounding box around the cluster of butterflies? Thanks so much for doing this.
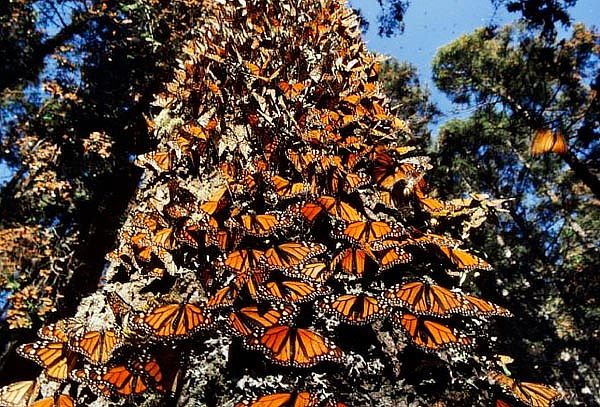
[1,0,564,406]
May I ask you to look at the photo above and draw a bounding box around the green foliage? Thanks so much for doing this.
[430,20,600,405]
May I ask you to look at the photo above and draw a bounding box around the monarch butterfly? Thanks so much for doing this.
[390,313,472,352]
[0,380,39,407]
[217,249,265,275]
[132,303,213,339]
[330,247,378,276]
[270,175,310,199]
[226,212,295,237]
[369,231,459,251]
[337,221,399,247]
[69,329,124,365]
[318,294,391,325]
[287,149,317,174]
[249,325,343,367]
[205,228,240,252]
[463,295,512,317]
[496,401,512,407]
[73,353,169,397]
[377,247,412,270]
[317,196,364,222]
[106,292,133,325]
[233,268,268,299]
[206,284,240,308]
[134,150,174,173]
[283,261,332,282]
[384,282,467,317]
[488,371,562,407]
[198,186,229,217]
[372,148,429,191]
[228,304,296,337]
[438,246,492,271]
[235,391,319,407]
[259,278,330,303]
[264,242,327,271]
[37,318,81,343]
[291,202,323,223]
[530,128,567,156]
[17,341,77,382]
[324,168,370,194]
[27,395,75,407]
[278,81,306,98]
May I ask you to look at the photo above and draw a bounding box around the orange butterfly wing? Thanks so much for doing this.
[439,246,492,271]
[265,242,326,271]
[253,325,343,367]
[319,294,390,324]
[488,371,562,407]
[385,282,466,317]
[331,248,378,276]
[218,249,265,274]
[283,261,332,282]
[235,391,318,407]
[229,305,296,337]
[69,329,124,364]
[206,284,240,308]
[317,196,363,222]
[340,221,396,246]
[134,303,213,339]
[463,295,512,317]
[259,279,330,303]
[392,313,472,352]
[17,341,77,382]
[27,395,74,407]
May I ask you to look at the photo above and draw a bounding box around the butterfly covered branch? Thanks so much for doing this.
[1,0,564,406]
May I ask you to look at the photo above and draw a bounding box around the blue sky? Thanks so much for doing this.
[353,0,600,129]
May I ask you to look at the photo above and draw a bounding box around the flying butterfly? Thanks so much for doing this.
[17,341,77,382]
[488,371,562,407]
[248,325,343,367]
[530,128,567,156]
[264,242,327,271]
[318,294,391,325]
[0,380,40,407]
[390,312,472,352]
[132,303,213,340]
[235,391,319,407]
[228,304,296,337]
